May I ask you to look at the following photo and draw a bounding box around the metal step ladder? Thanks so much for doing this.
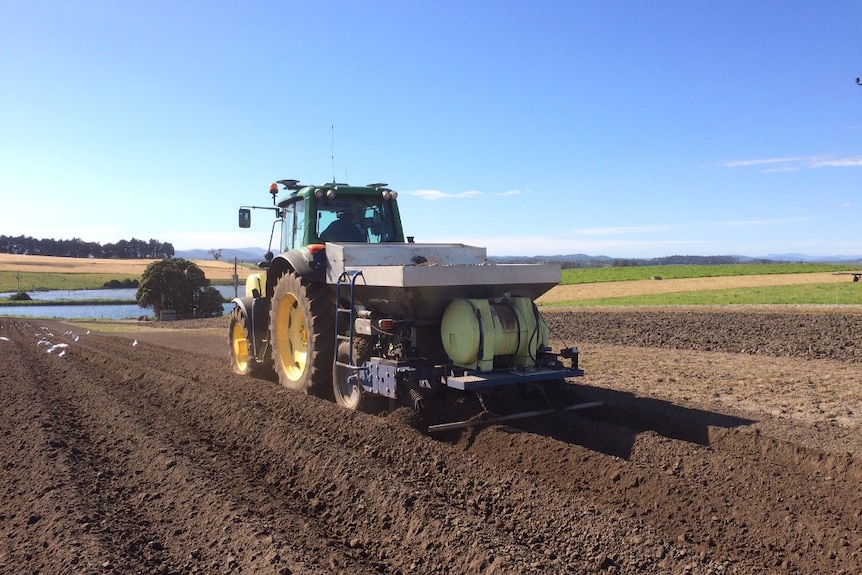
[334,269,364,370]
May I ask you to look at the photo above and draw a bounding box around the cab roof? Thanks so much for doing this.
[274,181,394,206]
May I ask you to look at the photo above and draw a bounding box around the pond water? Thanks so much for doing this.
[0,303,237,320]
[0,286,245,320]
[0,286,245,301]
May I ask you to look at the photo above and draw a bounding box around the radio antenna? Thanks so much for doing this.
[331,122,335,183]
[331,101,336,184]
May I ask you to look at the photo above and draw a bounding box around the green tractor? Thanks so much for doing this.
[230,180,587,428]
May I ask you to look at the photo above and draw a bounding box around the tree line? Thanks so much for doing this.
[0,235,175,259]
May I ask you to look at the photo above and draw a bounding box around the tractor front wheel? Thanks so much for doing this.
[228,307,254,375]
[270,272,334,395]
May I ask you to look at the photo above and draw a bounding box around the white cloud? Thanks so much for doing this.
[408,189,484,201]
[810,156,862,168]
[407,188,526,201]
[717,155,862,171]
[721,217,813,228]
[763,166,800,173]
[571,218,813,237]
[718,156,812,168]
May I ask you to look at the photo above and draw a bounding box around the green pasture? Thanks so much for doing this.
[0,270,238,293]
[0,270,139,293]
[543,282,862,307]
[560,263,858,285]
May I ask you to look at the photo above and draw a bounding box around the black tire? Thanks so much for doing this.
[333,338,373,411]
[228,306,255,375]
[269,272,335,395]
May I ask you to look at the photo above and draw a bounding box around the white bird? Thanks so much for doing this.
[132,339,139,347]
[0,336,9,342]
[58,350,66,358]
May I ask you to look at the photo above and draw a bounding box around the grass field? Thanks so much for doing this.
[541,282,862,306]
[540,267,862,306]
[560,263,859,284]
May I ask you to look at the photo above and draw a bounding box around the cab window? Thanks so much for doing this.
[283,199,305,251]
[316,196,395,243]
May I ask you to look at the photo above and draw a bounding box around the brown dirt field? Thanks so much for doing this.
[0,254,254,282]
[2,308,861,574]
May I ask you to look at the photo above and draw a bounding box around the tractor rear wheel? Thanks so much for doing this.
[270,271,334,395]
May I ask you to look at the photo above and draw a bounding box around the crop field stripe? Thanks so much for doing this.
[560,263,860,285]
[543,282,862,307]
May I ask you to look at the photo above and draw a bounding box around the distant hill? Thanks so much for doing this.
[488,254,614,265]
[175,248,267,263]
[764,253,862,264]
[490,253,862,267]
[176,247,861,267]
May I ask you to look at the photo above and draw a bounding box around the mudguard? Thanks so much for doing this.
[230,296,270,360]
[265,251,325,296]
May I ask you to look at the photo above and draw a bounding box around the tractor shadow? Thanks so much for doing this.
[506,382,757,460]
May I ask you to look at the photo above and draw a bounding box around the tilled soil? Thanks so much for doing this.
[1,308,861,574]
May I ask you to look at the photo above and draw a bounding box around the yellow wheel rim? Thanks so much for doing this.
[230,322,249,372]
[275,292,307,381]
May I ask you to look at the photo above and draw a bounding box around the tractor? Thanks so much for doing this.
[229,180,591,431]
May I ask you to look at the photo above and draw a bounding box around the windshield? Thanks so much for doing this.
[317,196,396,243]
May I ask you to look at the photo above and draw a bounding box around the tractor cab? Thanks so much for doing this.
[312,192,399,244]
[239,181,408,255]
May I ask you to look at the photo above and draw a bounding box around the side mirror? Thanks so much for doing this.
[257,251,274,269]
[238,208,251,228]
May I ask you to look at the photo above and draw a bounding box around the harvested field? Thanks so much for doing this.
[0,253,252,282]
[2,307,861,574]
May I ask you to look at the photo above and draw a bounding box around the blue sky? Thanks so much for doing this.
[2,1,860,258]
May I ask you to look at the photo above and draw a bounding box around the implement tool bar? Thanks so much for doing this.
[427,400,603,433]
